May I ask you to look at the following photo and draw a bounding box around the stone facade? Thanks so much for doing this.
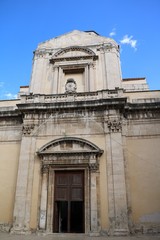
[0,30,160,236]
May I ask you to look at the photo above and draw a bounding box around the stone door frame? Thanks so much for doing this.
[37,137,103,235]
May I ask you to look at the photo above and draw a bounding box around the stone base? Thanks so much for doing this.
[10,226,31,235]
[0,223,12,233]
[134,223,160,235]
[89,231,100,236]
[113,228,129,236]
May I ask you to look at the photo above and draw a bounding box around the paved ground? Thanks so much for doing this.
[0,233,160,240]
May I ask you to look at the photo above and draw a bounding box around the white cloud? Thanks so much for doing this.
[4,93,17,99]
[109,28,116,37]
[120,35,137,50]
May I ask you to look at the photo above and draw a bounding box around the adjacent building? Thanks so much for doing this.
[0,30,160,236]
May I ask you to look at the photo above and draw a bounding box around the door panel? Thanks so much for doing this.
[54,171,84,233]
[70,201,84,233]
[71,188,83,201]
[55,187,68,201]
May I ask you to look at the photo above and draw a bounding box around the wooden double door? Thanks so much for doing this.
[54,170,84,233]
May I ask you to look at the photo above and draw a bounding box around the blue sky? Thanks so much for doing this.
[0,0,160,99]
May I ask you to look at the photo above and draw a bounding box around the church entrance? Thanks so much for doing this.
[53,170,84,233]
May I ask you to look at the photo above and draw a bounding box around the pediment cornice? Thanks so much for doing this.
[37,137,103,157]
[50,46,98,64]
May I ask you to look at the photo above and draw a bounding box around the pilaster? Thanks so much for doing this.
[105,116,129,236]
[39,165,49,230]
[89,157,100,236]
[98,43,122,89]
[11,126,36,234]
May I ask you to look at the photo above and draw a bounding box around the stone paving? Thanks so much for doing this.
[0,233,160,240]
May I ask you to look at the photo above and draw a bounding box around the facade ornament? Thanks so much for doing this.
[97,43,119,53]
[22,124,35,136]
[41,165,49,174]
[34,49,53,59]
[89,162,99,171]
[65,78,77,93]
[107,119,122,133]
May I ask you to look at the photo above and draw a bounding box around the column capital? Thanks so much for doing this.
[22,124,35,136]
[107,119,122,133]
[89,163,99,172]
[41,165,49,174]
[97,43,119,53]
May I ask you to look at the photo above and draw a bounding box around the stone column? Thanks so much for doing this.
[39,165,49,230]
[105,118,129,235]
[11,126,36,233]
[89,158,100,236]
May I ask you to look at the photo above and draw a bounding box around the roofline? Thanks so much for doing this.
[123,77,146,81]
[84,30,99,35]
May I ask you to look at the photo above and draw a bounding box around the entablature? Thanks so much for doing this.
[50,55,98,64]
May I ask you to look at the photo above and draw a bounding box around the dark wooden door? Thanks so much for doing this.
[54,171,84,233]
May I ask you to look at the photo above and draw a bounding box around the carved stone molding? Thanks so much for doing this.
[50,55,98,64]
[38,137,103,172]
[54,46,96,57]
[107,120,122,133]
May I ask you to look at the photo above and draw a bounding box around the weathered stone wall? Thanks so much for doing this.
[0,114,21,231]
[125,133,160,233]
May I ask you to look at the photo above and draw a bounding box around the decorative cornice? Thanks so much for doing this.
[50,55,98,64]
[38,137,103,171]
[18,90,126,113]
[124,103,160,120]
[37,137,103,156]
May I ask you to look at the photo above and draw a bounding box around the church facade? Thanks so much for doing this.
[0,30,160,236]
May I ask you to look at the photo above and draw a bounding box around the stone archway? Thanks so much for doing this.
[37,137,103,234]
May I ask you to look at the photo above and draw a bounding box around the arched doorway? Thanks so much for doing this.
[37,137,103,234]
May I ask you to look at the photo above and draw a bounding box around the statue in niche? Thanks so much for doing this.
[65,78,77,93]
